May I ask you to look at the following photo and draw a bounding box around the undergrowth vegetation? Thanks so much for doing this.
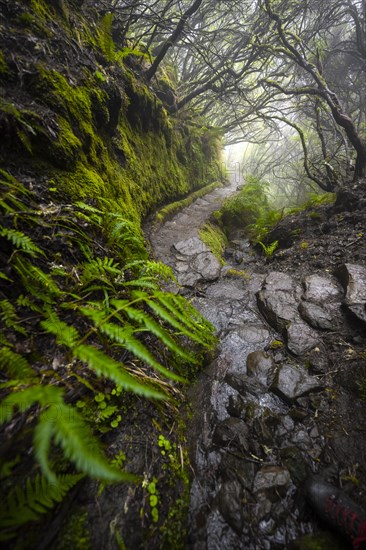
[198,222,228,264]
[219,175,336,245]
[0,170,216,542]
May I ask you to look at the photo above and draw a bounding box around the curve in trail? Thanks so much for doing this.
[148,180,237,267]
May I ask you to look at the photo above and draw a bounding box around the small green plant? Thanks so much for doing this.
[225,268,250,279]
[300,241,309,249]
[270,339,284,349]
[146,477,159,523]
[258,240,279,257]
[199,222,227,264]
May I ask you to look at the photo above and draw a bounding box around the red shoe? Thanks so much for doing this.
[304,476,366,549]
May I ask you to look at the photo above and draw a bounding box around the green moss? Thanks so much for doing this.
[56,162,107,199]
[199,222,228,264]
[45,116,82,166]
[0,51,8,74]
[154,182,222,224]
[54,511,92,550]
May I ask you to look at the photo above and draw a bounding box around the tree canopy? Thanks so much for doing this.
[97,0,365,185]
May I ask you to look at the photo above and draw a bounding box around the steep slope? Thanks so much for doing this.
[0,1,223,548]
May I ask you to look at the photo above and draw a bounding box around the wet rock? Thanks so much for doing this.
[171,237,221,286]
[257,272,319,354]
[270,364,323,405]
[298,301,334,330]
[191,252,221,281]
[257,272,299,332]
[212,417,249,451]
[299,274,342,330]
[285,322,319,355]
[280,447,309,485]
[306,344,329,374]
[218,480,244,534]
[253,466,292,494]
[335,263,366,322]
[246,351,276,386]
[226,394,246,418]
[220,325,272,373]
[302,274,341,303]
[173,236,207,255]
[225,372,265,398]
[219,453,256,490]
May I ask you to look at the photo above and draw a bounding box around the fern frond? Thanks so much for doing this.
[80,257,121,287]
[112,299,195,363]
[96,321,185,382]
[122,277,159,290]
[143,261,177,283]
[0,385,64,424]
[0,473,84,530]
[0,271,12,282]
[13,257,61,298]
[0,347,35,380]
[73,344,165,399]
[0,299,27,335]
[154,292,216,346]
[97,405,118,421]
[41,312,80,348]
[36,406,138,482]
[74,201,102,215]
[0,228,44,257]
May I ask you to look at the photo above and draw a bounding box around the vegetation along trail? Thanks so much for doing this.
[1,0,366,548]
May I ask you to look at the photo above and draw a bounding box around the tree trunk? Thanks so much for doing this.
[144,0,203,82]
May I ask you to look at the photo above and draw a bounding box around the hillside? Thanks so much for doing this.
[0,1,223,548]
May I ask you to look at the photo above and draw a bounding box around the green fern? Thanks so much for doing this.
[98,13,116,62]
[0,299,27,335]
[0,385,64,425]
[80,306,184,382]
[73,344,165,399]
[0,473,84,533]
[41,312,80,348]
[258,240,279,257]
[80,257,121,287]
[0,347,35,380]
[13,257,61,299]
[113,299,197,364]
[35,405,138,483]
[0,227,44,257]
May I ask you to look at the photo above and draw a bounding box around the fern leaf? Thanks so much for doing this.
[97,322,185,382]
[73,344,165,399]
[37,405,138,482]
[155,292,216,346]
[0,228,44,257]
[74,201,102,215]
[97,405,118,421]
[0,299,27,335]
[0,271,12,282]
[112,300,195,363]
[0,473,84,529]
[0,347,35,380]
[13,257,61,298]
[0,385,64,425]
[41,312,80,348]
[122,277,159,290]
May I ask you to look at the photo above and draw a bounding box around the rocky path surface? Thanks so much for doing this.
[147,184,366,549]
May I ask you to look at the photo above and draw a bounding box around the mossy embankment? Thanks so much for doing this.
[0,1,222,548]
[0,0,222,225]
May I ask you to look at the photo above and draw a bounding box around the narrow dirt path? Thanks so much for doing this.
[146,182,365,549]
[148,180,237,267]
